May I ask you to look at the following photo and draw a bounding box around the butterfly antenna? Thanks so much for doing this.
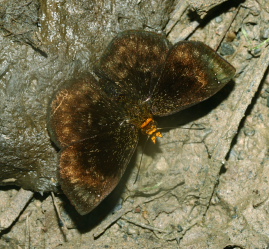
[134,135,151,184]
[156,125,205,132]
[134,125,204,184]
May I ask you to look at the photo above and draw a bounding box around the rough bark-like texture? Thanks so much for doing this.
[1,0,269,248]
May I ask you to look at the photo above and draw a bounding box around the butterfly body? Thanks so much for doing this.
[48,30,235,215]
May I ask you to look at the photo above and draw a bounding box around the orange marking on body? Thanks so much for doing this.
[141,118,153,128]
[147,127,157,135]
[151,136,157,144]
[140,117,163,143]
[155,131,162,138]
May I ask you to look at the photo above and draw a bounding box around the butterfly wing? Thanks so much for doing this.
[47,33,236,215]
[151,41,236,116]
[94,30,171,101]
[48,74,139,215]
[59,126,138,215]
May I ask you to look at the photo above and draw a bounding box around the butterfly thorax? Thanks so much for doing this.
[125,100,162,143]
[140,117,162,143]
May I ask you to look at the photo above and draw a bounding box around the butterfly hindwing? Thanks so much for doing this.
[48,74,106,147]
[94,30,171,100]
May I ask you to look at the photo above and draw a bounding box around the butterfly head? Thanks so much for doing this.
[140,117,162,143]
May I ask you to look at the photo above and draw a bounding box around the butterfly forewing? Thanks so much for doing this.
[151,41,236,116]
[48,74,139,215]
[60,125,138,215]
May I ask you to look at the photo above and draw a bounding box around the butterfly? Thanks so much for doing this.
[47,30,236,215]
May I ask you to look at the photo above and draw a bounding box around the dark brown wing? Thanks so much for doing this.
[59,124,137,215]
[151,41,236,116]
[47,74,138,215]
[94,30,171,101]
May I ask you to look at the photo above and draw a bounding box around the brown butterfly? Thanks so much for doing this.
[47,30,235,215]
